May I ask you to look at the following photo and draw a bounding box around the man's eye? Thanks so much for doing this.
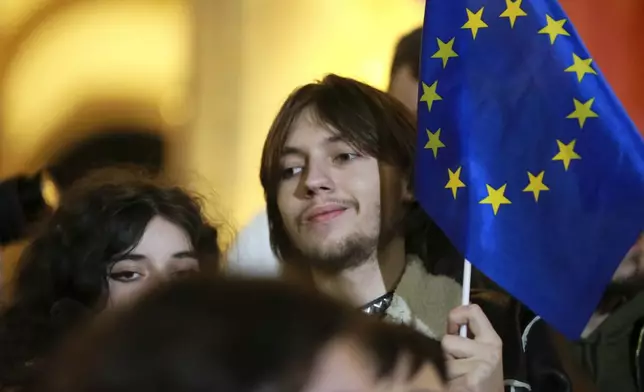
[334,152,360,163]
[281,166,303,179]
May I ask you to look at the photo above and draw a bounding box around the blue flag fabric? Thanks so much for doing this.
[416,0,644,338]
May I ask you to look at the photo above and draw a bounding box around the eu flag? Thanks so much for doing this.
[415,0,644,338]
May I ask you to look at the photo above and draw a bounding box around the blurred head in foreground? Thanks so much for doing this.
[42,277,447,392]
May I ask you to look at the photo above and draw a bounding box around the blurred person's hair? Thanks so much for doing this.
[47,127,165,191]
[0,127,167,246]
[38,277,446,392]
[259,74,460,276]
[389,27,422,82]
[0,168,220,390]
[0,172,50,246]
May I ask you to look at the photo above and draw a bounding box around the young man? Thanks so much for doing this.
[226,27,428,278]
[259,74,570,392]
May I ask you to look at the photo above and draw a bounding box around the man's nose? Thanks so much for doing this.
[303,163,335,195]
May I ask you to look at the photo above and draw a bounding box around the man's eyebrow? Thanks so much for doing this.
[325,135,345,144]
[281,135,349,157]
[281,146,304,157]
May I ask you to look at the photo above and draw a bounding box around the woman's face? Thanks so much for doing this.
[106,216,199,308]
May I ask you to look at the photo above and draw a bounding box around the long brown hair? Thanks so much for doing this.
[259,74,460,275]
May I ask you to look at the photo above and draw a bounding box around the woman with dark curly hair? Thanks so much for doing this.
[0,169,221,390]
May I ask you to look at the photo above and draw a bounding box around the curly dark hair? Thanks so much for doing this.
[0,169,220,390]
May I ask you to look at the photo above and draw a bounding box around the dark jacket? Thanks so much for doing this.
[566,291,644,392]
[384,258,571,392]
[472,290,571,392]
[635,317,644,392]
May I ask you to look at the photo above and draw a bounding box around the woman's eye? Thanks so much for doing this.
[109,271,142,282]
[281,166,303,179]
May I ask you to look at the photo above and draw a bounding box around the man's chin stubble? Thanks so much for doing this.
[295,238,377,275]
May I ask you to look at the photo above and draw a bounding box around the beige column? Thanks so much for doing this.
[179,0,244,246]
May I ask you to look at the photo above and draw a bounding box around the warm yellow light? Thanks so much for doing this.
[233,0,424,227]
[1,0,424,237]
[1,0,191,175]
[0,0,50,36]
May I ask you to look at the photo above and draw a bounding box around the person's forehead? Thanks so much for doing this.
[130,216,192,253]
[283,113,343,148]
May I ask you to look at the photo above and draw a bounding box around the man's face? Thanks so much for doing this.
[597,235,644,312]
[276,110,407,273]
[613,235,644,283]
[388,65,419,116]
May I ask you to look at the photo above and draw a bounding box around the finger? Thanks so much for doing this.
[447,305,472,335]
[445,358,480,379]
[447,318,472,337]
[441,334,485,359]
[447,304,500,344]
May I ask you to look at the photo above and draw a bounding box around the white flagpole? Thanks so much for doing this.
[459,259,472,337]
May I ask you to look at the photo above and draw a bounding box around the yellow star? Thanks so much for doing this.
[565,53,597,82]
[552,139,581,171]
[420,81,442,112]
[500,0,527,28]
[431,37,458,68]
[538,15,570,44]
[445,166,466,199]
[566,98,599,129]
[479,184,512,215]
[462,7,488,39]
[424,128,446,159]
[523,171,549,202]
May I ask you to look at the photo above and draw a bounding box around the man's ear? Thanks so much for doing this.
[401,178,415,202]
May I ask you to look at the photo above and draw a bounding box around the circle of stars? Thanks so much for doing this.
[419,3,600,216]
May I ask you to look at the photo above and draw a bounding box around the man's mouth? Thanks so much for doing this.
[303,204,349,223]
